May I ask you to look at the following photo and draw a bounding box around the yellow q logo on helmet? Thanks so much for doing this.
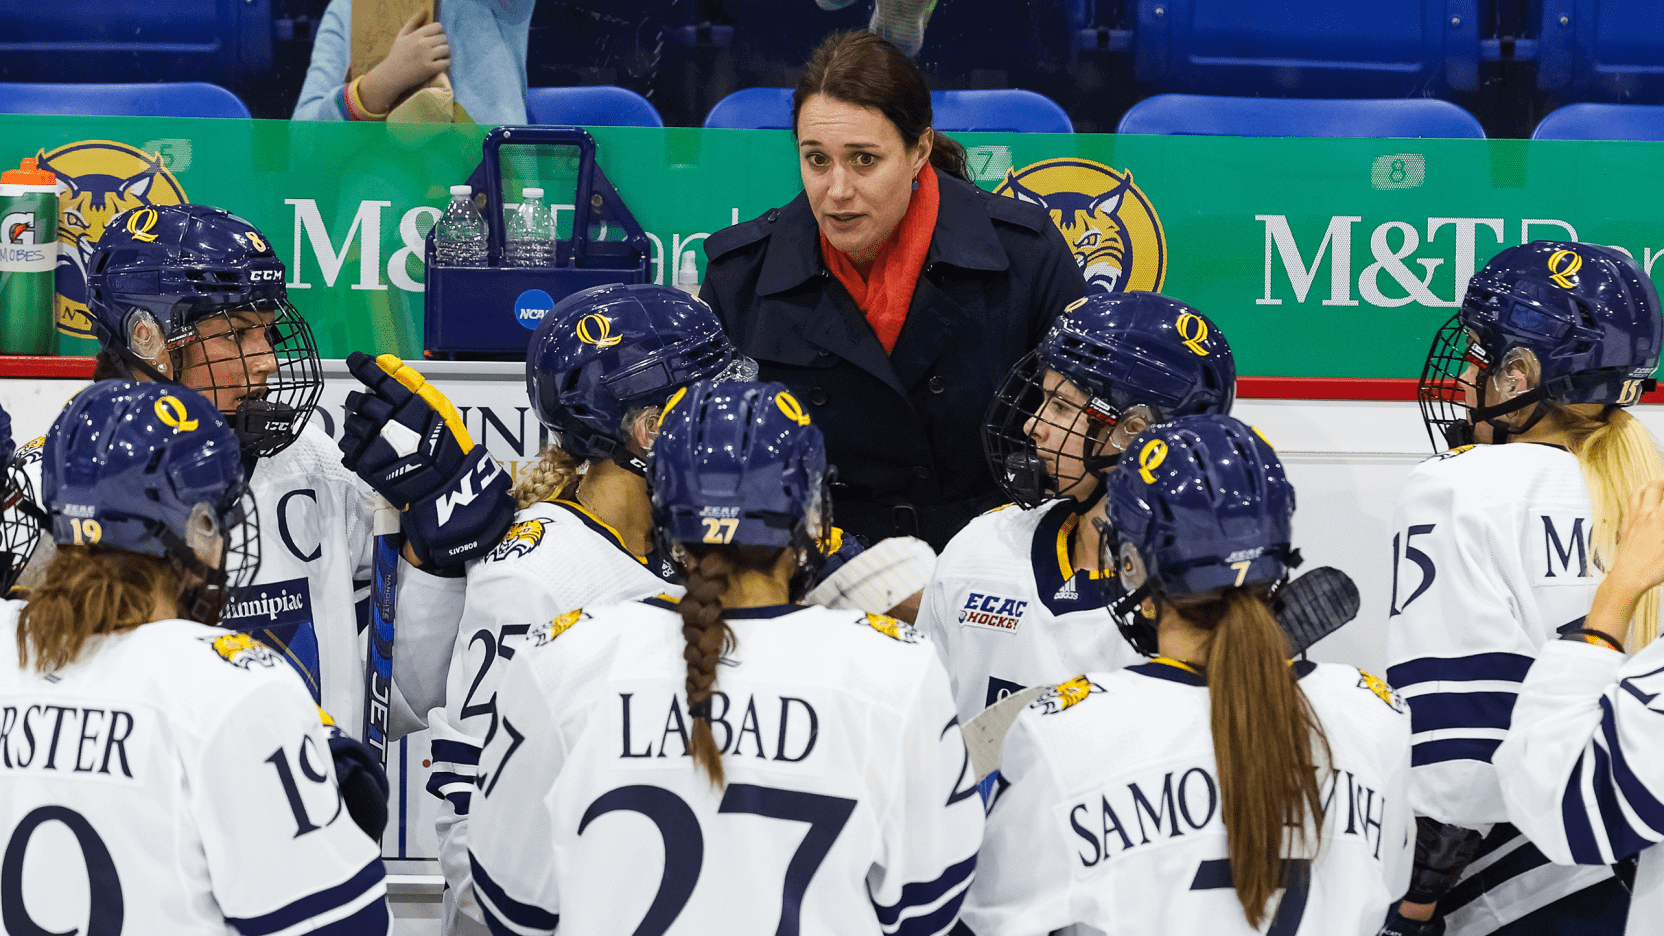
[154,395,199,432]
[125,207,159,243]
[246,231,268,253]
[658,386,688,429]
[1176,312,1210,357]
[1548,249,1583,290]
[575,313,622,348]
[775,391,811,427]
[1137,438,1167,484]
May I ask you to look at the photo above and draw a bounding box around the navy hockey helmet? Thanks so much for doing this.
[0,404,42,594]
[650,379,832,596]
[527,283,753,473]
[985,291,1236,509]
[1421,241,1663,450]
[86,204,322,460]
[41,381,260,625]
[1102,414,1298,657]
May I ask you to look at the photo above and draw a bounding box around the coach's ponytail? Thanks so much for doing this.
[18,546,179,672]
[1170,586,1331,929]
[513,444,583,509]
[1558,404,1664,649]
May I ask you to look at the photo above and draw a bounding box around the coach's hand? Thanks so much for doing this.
[338,352,514,568]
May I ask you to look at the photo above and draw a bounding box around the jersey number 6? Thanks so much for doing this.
[579,783,856,936]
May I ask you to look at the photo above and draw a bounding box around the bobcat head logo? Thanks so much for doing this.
[33,141,188,340]
[995,159,1166,296]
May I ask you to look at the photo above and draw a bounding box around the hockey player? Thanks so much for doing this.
[1383,241,1662,935]
[1493,477,1664,935]
[0,403,41,596]
[82,203,509,754]
[467,378,983,935]
[424,283,753,922]
[0,381,390,932]
[918,290,1235,723]
[959,414,1413,935]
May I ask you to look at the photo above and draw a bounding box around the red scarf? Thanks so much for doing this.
[819,164,940,354]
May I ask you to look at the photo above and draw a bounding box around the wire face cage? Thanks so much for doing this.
[984,350,1121,508]
[1417,313,1486,451]
[0,462,42,593]
[169,299,322,460]
[193,488,262,627]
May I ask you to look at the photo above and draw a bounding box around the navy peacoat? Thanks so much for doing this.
[700,172,1087,551]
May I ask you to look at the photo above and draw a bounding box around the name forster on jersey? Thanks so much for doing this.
[1066,764,1389,870]
[0,701,143,783]
[959,592,1029,634]
[618,689,822,764]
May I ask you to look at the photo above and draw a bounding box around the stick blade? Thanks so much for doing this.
[1273,566,1360,656]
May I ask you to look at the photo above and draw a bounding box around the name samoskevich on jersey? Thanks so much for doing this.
[958,592,1029,633]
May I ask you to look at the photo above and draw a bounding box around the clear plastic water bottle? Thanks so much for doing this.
[504,187,554,268]
[433,184,487,268]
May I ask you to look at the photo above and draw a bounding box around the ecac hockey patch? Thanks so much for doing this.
[958,592,1028,634]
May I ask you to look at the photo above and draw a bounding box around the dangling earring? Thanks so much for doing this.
[912,178,920,191]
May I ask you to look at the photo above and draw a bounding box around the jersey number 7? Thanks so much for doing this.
[1190,857,1310,934]
[578,783,856,936]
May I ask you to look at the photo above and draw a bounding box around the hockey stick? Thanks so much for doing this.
[363,496,401,767]
[963,686,1045,782]
[1272,566,1361,656]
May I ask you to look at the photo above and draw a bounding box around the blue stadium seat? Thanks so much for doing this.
[1117,94,1486,138]
[0,82,250,118]
[703,88,794,130]
[1538,0,1664,102]
[933,90,1074,132]
[704,87,1073,132]
[1131,0,1483,97]
[525,86,664,127]
[0,0,271,85]
[1532,102,1664,140]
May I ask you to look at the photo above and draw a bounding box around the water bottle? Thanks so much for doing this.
[433,184,487,268]
[0,157,58,354]
[504,187,553,268]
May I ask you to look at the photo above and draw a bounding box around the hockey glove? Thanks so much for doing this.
[326,724,390,841]
[338,352,515,568]
[1406,817,1484,904]
[805,535,937,615]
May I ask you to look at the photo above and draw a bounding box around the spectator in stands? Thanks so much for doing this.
[700,31,1085,553]
[817,0,937,57]
[293,0,532,123]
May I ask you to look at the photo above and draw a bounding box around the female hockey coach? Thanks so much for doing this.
[466,379,983,936]
[0,381,390,931]
[1383,241,1663,936]
[959,414,1413,936]
[699,30,1087,552]
[1494,477,1664,936]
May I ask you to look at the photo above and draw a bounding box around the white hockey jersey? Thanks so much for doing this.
[1384,443,1614,932]
[15,422,463,745]
[467,599,984,936]
[960,658,1413,936]
[1495,636,1664,936]
[0,599,389,933]
[917,500,1141,724]
[426,498,684,915]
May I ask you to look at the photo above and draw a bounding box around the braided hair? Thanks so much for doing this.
[677,543,786,786]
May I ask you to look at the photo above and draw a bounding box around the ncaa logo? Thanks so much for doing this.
[995,159,1166,295]
[514,288,554,330]
[34,141,188,340]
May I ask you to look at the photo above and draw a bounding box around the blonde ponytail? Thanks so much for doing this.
[1560,405,1664,649]
[513,445,584,509]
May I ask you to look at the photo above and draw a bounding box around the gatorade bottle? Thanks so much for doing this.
[0,158,57,354]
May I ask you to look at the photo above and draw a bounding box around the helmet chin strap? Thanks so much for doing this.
[1468,380,1550,446]
[611,446,650,478]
